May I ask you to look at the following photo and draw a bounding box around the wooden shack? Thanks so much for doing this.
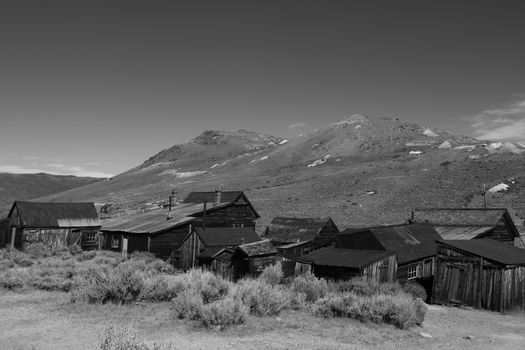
[336,224,441,285]
[178,227,260,269]
[411,208,521,246]
[100,189,260,261]
[0,201,101,250]
[208,248,235,281]
[433,239,525,312]
[298,247,397,282]
[232,239,279,280]
[263,217,339,258]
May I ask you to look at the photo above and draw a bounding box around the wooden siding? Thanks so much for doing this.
[312,255,397,283]
[178,230,204,270]
[232,255,279,280]
[432,245,525,312]
[0,219,11,248]
[193,205,257,229]
[479,219,516,244]
[150,226,191,261]
[397,258,435,283]
[209,259,234,281]
[127,234,149,254]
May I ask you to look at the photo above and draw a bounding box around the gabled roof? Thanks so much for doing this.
[213,248,235,263]
[437,239,525,266]
[265,217,338,244]
[336,224,441,264]
[184,191,260,219]
[8,201,100,228]
[433,226,493,240]
[298,247,393,269]
[412,208,519,237]
[194,227,260,247]
[236,239,276,257]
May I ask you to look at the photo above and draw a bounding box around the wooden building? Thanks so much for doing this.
[335,224,442,284]
[411,208,521,246]
[232,239,279,280]
[298,247,397,282]
[0,201,101,250]
[433,239,525,312]
[100,189,260,261]
[263,217,339,258]
[208,248,235,281]
[178,227,260,270]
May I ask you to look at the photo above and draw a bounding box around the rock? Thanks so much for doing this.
[420,332,433,338]
[463,335,474,340]
[423,128,439,137]
[438,141,452,149]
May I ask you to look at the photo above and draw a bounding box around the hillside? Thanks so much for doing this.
[34,114,525,232]
[0,173,101,212]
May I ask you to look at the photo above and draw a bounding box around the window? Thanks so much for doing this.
[232,223,244,228]
[407,264,419,280]
[84,232,97,243]
[111,236,120,248]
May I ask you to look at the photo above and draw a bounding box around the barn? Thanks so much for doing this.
[335,224,442,285]
[411,208,522,246]
[297,247,397,282]
[232,239,279,280]
[263,217,339,258]
[0,201,101,250]
[178,226,260,269]
[433,239,525,312]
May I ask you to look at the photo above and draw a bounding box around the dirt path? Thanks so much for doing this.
[1,290,524,350]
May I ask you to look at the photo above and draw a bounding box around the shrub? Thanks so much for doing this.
[68,244,83,256]
[292,272,328,303]
[140,274,184,302]
[110,265,145,303]
[145,260,175,274]
[76,250,97,261]
[25,243,54,259]
[258,262,283,286]
[197,295,249,329]
[402,282,427,301]
[233,279,290,316]
[129,251,158,264]
[91,251,127,267]
[0,268,30,290]
[98,324,168,350]
[70,266,112,303]
[330,278,401,296]
[172,290,204,320]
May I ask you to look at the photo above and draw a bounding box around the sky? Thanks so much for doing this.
[1,0,524,177]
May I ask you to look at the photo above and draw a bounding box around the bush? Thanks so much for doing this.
[129,251,158,264]
[70,267,112,303]
[292,272,328,303]
[140,274,185,302]
[172,290,204,320]
[402,282,427,300]
[0,268,30,290]
[91,251,127,267]
[25,243,54,259]
[258,262,283,286]
[76,250,97,261]
[233,279,290,316]
[197,295,248,329]
[145,260,175,274]
[98,324,168,350]
[109,265,145,303]
[68,244,83,256]
[330,278,401,296]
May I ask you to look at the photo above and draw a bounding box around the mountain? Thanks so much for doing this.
[0,173,101,212]
[32,115,525,232]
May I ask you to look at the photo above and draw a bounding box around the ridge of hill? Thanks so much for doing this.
[29,115,525,232]
[0,173,101,211]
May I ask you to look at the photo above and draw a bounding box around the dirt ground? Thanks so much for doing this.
[1,290,524,350]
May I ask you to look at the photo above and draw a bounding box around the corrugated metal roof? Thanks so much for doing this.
[299,247,393,268]
[265,217,335,244]
[413,208,507,227]
[195,227,260,247]
[183,191,243,204]
[438,239,525,266]
[101,203,203,233]
[237,239,276,257]
[10,201,100,228]
[434,226,493,240]
[337,224,441,264]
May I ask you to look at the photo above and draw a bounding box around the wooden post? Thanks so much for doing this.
[477,257,483,309]
[10,227,16,249]
[500,269,505,313]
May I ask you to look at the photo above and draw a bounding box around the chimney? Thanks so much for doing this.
[167,189,177,220]
[240,237,245,245]
[214,187,222,206]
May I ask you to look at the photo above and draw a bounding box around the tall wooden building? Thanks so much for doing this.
[0,201,101,250]
[433,239,525,312]
[411,208,521,246]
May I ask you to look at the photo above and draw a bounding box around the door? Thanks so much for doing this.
[122,236,128,257]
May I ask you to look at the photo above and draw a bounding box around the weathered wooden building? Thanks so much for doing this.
[263,217,339,258]
[298,247,397,282]
[178,227,260,269]
[433,239,525,312]
[100,190,260,261]
[232,239,279,280]
[208,248,235,281]
[0,201,101,250]
[335,224,442,284]
[411,208,522,246]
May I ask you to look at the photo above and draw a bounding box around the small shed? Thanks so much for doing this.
[232,239,279,280]
[264,217,339,258]
[433,239,525,312]
[411,208,521,246]
[208,248,235,281]
[2,201,101,250]
[297,247,397,282]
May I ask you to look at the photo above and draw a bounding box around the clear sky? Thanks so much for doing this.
[1,0,524,177]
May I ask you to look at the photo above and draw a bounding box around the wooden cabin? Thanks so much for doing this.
[232,240,279,280]
[411,208,521,246]
[298,247,397,282]
[433,239,525,312]
[209,248,235,281]
[0,201,101,250]
[336,224,441,285]
[263,217,339,258]
[178,227,260,270]
[100,189,260,262]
